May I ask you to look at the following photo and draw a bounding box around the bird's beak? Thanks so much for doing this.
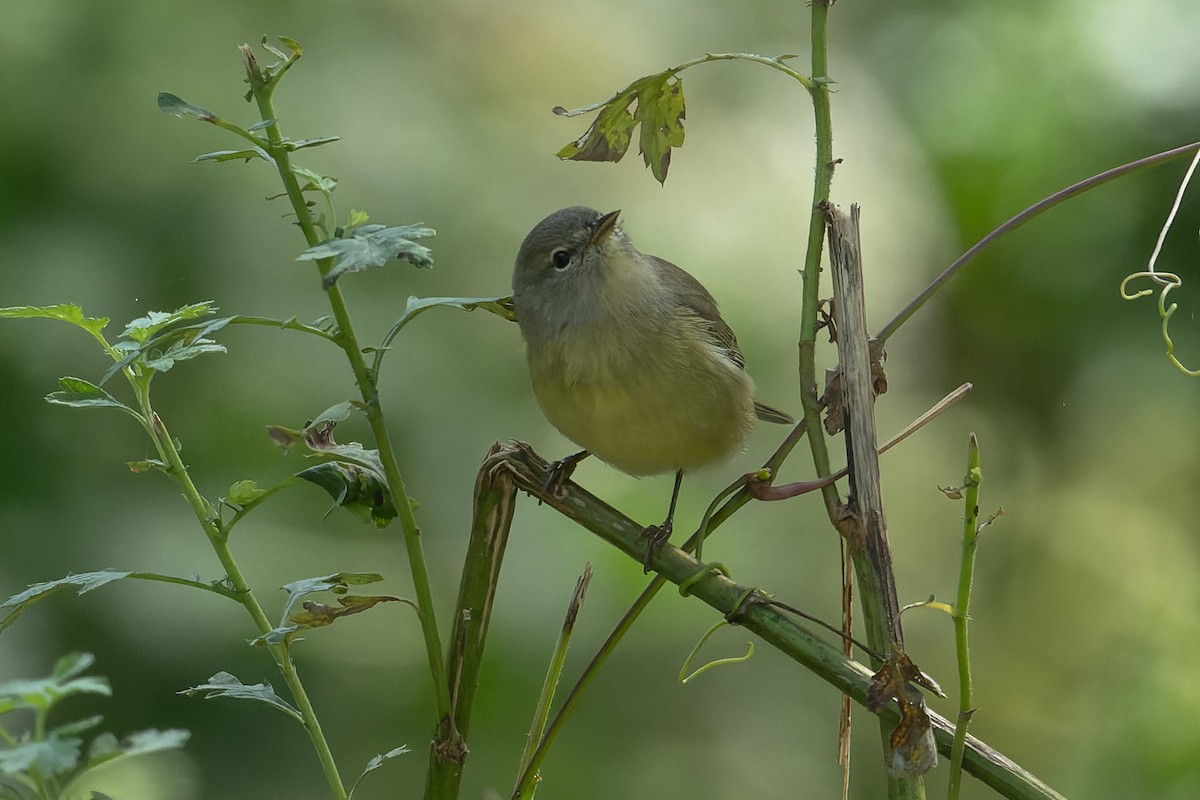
[590,209,621,246]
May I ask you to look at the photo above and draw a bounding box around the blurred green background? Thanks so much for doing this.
[3,1,1199,798]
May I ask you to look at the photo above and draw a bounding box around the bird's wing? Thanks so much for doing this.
[650,255,746,370]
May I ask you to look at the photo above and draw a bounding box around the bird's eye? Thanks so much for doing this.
[550,248,572,269]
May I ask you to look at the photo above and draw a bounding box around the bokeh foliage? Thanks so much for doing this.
[2,1,1199,798]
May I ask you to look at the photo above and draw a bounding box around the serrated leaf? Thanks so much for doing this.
[288,594,399,628]
[0,652,111,713]
[262,574,393,645]
[0,736,81,777]
[0,304,109,336]
[343,209,370,232]
[112,728,190,759]
[297,461,397,526]
[635,75,686,184]
[121,302,216,344]
[556,70,687,184]
[297,224,435,289]
[280,572,384,614]
[157,92,215,121]
[2,572,133,634]
[100,315,236,386]
[556,98,636,163]
[293,165,338,195]
[349,745,411,799]
[179,672,303,723]
[269,409,396,524]
[193,147,273,165]
[141,337,227,373]
[45,378,140,419]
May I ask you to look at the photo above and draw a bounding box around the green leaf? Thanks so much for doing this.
[296,461,397,526]
[193,147,273,165]
[141,337,227,373]
[280,572,385,615]
[100,313,236,386]
[398,295,517,328]
[635,75,686,184]
[285,136,341,151]
[127,458,167,474]
[225,480,266,507]
[343,209,370,233]
[297,224,435,289]
[156,92,215,121]
[85,728,190,770]
[255,573,391,645]
[555,97,636,163]
[0,736,82,778]
[0,304,109,337]
[118,728,190,757]
[45,378,141,419]
[309,401,353,428]
[53,715,105,739]
[277,35,303,56]
[268,408,396,524]
[0,652,111,713]
[121,302,216,345]
[1,572,133,634]
[178,672,303,724]
[349,745,411,798]
[555,70,687,184]
[376,296,516,357]
[293,165,338,195]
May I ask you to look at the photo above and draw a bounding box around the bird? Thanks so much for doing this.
[512,206,790,567]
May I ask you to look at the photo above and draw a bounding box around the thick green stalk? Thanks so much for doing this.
[241,48,450,724]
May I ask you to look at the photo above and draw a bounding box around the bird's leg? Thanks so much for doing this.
[544,450,590,498]
[639,469,684,572]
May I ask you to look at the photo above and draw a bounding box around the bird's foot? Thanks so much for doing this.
[543,450,590,500]
[637,518,674,573]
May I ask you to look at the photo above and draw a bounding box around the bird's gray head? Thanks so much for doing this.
[512,206,623,297]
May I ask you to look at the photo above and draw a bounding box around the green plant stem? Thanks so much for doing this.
[241,48,451,726]
[797,0,840,517]
[513,575,664,800]
[670,52,815,89]
[140,395,347,800]
[514,565,592,800]
[502,442,1064,800]
[947,435,982,800]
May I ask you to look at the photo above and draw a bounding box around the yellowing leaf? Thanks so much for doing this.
[635,76,686,184]
[555,71,687,184]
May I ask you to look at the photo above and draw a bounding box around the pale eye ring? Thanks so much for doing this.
[550,248,572,269]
